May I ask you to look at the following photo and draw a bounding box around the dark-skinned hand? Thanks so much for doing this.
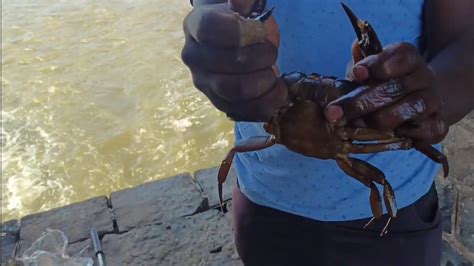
[181,0,287,122]
[325,42,449,146]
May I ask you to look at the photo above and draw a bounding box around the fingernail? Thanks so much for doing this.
[353,65,369,81]
[325,105,344,123]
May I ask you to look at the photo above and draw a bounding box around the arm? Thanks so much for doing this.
[326,0,474,145]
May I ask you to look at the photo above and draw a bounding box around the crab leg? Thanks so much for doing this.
[347,139,412,154]
[217,136,276,208]
[416,144,449,177]
[348,157,397,236]
[336,127,396,141]
[336,155,397,236]
[343,132,448,177]
[336,155,384,220]
[348,158,397,216]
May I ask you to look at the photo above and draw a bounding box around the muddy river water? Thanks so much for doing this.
[2,0,234,221]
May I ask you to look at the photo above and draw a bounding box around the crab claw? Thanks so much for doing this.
[250,0,267,16]
[341,2,383,57]
[253,7,275,22]
[247,0,274,23]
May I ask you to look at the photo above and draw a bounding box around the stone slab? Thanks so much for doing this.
[18,196,113,255]
[1,220,20,235]
[436,180,455,234]
[224,201,234,225]
[443,113,474,186]
[441,240,473,266]
[111,173,208,232]
[1,219,19,264]
[446,148,474,185]
[66,239,95,260]
[101,209,241,266]
[445,115,474,149]
[1,234,18,264]
[459,189,474,253]
[195,166,237,208]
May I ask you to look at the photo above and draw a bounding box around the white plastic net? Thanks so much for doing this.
[18,229,93,266]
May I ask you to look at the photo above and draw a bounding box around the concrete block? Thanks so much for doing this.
[18,197,113,255]
[442,113,474,186]
[1,234,18,264]
[436,181,455,234]
[448,149,474,185]
[1,220,19,235]
[441,240,473,266]
[101,209,241,266]
[195,166,237,207]
[111,173,207,232]
[66,239,95,260]
[1,219,19,263]
[459,191,474,253]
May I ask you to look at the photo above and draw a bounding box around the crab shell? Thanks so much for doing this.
[263,73,358,159]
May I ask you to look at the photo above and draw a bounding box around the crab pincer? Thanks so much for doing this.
[341,2,383,57]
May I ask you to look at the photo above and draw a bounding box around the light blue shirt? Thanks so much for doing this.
[235,0,442,221]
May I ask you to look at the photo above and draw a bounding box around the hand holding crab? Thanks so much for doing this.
[326,6,449,158]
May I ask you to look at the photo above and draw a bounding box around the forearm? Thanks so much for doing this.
[429,26,474,126]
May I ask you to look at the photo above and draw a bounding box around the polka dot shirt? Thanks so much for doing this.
[235,0,442,221]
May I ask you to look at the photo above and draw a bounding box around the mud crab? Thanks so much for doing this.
[217,3,449,236]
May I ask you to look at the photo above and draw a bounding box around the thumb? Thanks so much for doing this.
[229,0,263,16]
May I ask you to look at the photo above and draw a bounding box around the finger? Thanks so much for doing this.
[184,3,266,48]
[365,90,442,131]
[395,115,449,144]
[325,79,402,123]
[182,32,277,73]
[205,78,288,121]
[353,42,423,82]
[191,67,277,102]
[326,65,434,122]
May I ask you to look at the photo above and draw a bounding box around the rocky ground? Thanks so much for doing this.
[1,112,473,266]
[1,168,241,265]
[438,111,474,265]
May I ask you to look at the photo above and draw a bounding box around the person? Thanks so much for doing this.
[181,0,474,265]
